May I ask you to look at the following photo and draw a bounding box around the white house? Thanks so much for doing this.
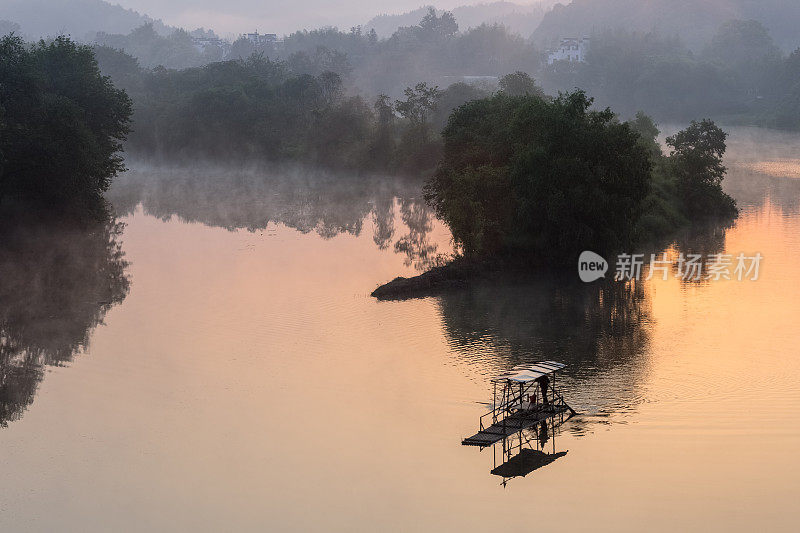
[244,31,279,46]
[547,37,590,65]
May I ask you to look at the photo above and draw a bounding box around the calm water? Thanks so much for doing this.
[1,128,799,531]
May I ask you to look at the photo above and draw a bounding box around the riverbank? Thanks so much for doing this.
[371,256,542,300]
[371,257,479,300]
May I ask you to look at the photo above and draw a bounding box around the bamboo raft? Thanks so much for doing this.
[461,361,575,448]
[462,405,570,447]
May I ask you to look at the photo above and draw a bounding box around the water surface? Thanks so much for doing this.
[1,130,799,531]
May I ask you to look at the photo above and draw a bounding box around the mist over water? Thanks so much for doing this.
[4,0,800,526]
[0,127,797,530]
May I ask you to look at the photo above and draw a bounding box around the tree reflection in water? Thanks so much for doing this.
[0,219,130,427]
[108,166,449,271]
[438,277,652,434]
[393,198,450,270]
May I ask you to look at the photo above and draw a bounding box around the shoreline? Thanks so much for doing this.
[371,257,488,300]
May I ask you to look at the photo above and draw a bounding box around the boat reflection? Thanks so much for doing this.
[490,416,570,487]
[0,218,130,427]
[440,276,652,439]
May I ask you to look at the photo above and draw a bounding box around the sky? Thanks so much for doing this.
[113,0,473,36]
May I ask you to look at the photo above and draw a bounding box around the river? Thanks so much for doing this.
[1,127,799,531]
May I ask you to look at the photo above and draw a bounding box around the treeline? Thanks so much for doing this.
[280,9,538,96]
[88,9,800,130]
[542,21,800,127]
[0,35,131,219]
[531,0,800,52]
[93,9,539,98]
[101,52,425,170]
[94,23,223,69]
[1,32,738,272]
[94,43,541,171]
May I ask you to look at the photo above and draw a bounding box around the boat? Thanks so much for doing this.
[461,361,575,448]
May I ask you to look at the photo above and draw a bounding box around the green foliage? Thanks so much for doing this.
[120,55,453,171]
[445,24,537,76]
[279,13,539,97]
[394,83,443,171]
[704,20,782,97]
[425,96,738,265]
[395,82,440,133]
[706,20,782,68]
[0,35,132,218]
[498,71,545,98]
[666,119,738,218]
[368,94,397,169]
[430,82,491,131]
[92,44,143,93]
[542,30,745,120]
[766,50,800,129]
[417,8,459,41]
[286,47,351,78]
[628,111,662,158]
[425,90,653,263]
[94,23,211,69]
[532,0,800,53]
[630,115,738,244]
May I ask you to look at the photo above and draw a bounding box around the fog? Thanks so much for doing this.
[3,0,513,38]
[5,2,800,529]
[112,0,469,35]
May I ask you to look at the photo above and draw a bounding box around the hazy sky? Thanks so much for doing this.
[113,1,472,36]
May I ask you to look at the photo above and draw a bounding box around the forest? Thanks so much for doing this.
[67,8,798,130]
[0,7,750,262]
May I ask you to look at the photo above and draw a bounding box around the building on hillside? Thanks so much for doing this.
[546,37,590,65]
[244,31,280,46]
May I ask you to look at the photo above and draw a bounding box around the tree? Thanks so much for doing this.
[368,94,396,167]
[418,8,458,41]
[498,71,545,97]
[395,82,440,137]
[425,90,652,262]
[0,35,132,219]
[317,71,343,105]
[92,44,142,93]
[706,20,781,69]
[374,94,394,127]
[229,36,256,60]
[666,119,737,218]
[394,82,442,169]
[0,20,21,36]
[772,50,800,129]
[705,20,781,96]
[628,111,662,158]
[430,82,490,131]
[286,46,352,78]
[94,23,206,69]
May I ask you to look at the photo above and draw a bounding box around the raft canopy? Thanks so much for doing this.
[491,361,566,383]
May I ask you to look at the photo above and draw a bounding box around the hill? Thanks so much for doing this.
[1,0,172,40]
[532,0,800,52]
[365,2,558,38]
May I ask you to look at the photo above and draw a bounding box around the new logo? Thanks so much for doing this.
[578,251,608,282]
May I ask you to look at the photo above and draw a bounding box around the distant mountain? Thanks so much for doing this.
[1,0,173,40]
[365,2,559,38]
[532,0,800,52]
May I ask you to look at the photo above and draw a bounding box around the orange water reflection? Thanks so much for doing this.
[0,134,799,530]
